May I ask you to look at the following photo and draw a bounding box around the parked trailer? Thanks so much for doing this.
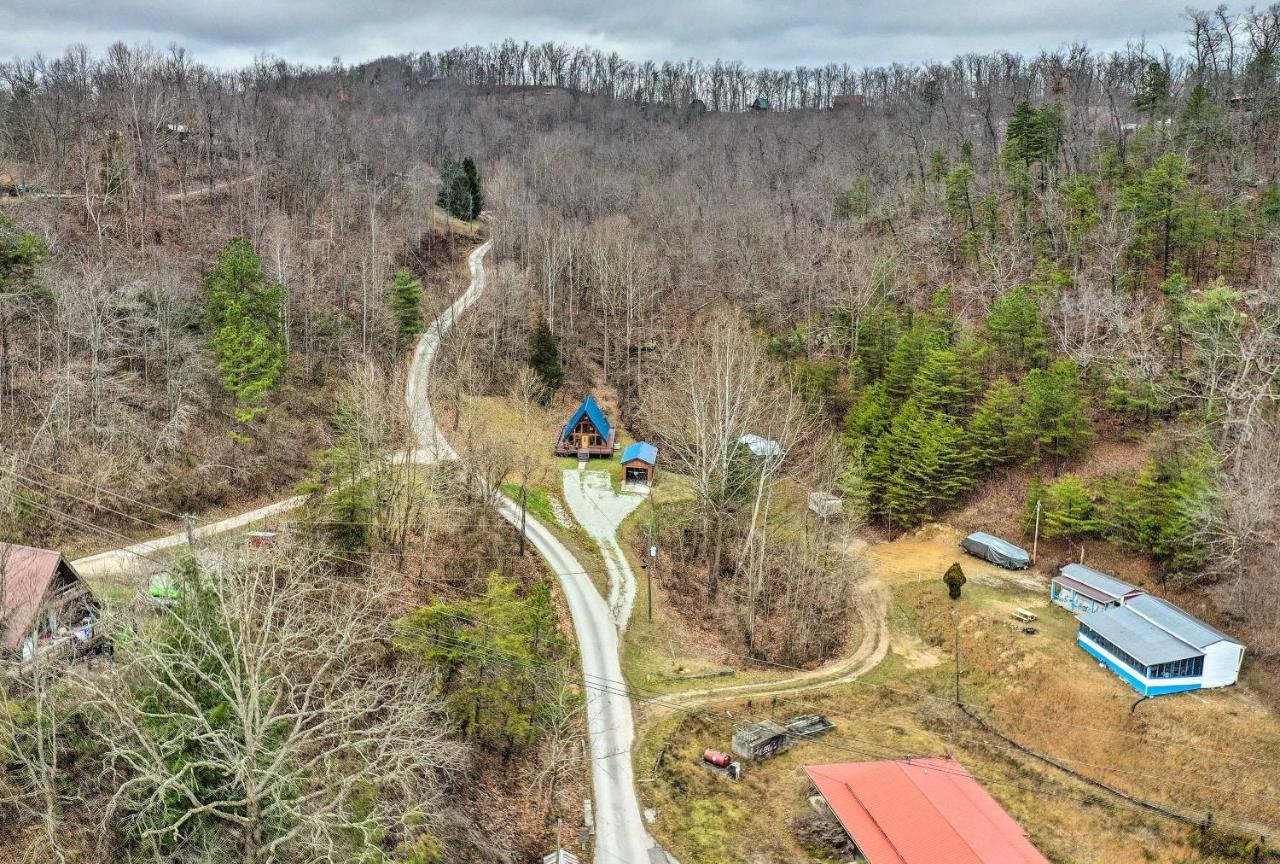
[960,531,1031,570]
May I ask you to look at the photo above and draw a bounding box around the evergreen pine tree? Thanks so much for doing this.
[843,380,894,444]
[387,267,424,351]
[1015,359,1092,469]
[869,399,974,528]
[205,238,287,433]
[462,157,484,219]
[968,378,1024,468]
[528,317,562,400]
[1029,474,1103,542]
[986,286,1047,372]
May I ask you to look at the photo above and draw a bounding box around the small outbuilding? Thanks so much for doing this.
[732,719,790,761]
[554,395,616,459]
[808,492,842,520]
[1,543,103,662]
[750,96,771,111]
[960,531,1030,570]
[1051,563,1143,613]
[621,441,658,486]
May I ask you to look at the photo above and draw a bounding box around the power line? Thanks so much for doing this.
[2,456,189,524]
[20,453,1277,829]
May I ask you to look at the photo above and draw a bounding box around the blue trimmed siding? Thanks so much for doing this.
[1077,634,1202,697]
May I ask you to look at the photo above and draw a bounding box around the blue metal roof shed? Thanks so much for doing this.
[622,441,658,466]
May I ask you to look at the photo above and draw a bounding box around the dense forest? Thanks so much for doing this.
[2,4,1280,861]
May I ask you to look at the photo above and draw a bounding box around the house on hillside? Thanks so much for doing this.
[1051,563,1145,613]
[1076,594,1245,696]
[554,395,617,459]
[1,543,104,662]
[805,756,1050,863]
[620,441,658,486]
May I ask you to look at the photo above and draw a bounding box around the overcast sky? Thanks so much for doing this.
[1,1,1195,70]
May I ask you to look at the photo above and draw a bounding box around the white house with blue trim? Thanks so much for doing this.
[1075,594,1244,696]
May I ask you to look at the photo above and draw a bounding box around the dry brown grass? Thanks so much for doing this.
[637,525,1280,863]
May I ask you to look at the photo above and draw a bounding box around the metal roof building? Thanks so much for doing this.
[1076,593,1244,696]
[621,441,658,486]
[1051,563,1144,613]
[621,441,657,466]
[805,757,1050,864]
[554,395,616,459]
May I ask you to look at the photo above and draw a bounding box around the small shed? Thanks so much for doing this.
[808,492,842,520]
[621,441,658,485]
[1,543,103,662]
[246,530,278,551]
[732,719,790,761]
[750,96,771,111]
[554,395,616,459]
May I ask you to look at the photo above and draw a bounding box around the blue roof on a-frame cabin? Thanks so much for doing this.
[563,395,611,442]
[622,441,658,466]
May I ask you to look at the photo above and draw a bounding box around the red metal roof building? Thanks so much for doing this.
[804,757,1049,864]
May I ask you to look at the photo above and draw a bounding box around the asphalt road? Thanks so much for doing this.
[70,238,662,864]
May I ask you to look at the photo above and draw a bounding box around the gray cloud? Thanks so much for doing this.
[0,0,1194,70]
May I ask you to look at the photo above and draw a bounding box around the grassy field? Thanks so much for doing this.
[636,524,1280,864]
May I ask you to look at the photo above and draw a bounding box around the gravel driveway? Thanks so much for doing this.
[561,469,648,630]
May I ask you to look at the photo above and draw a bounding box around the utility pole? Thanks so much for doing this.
[647,493,659,623]
[953,608,961,707]
[1031,498,1042,564]
[647,545,656,623]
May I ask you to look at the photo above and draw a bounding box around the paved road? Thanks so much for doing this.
[407,243,660,864]
[69,238,661,864]
[72,494,307,580]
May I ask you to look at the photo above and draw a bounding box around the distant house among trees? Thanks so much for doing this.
[554,395,616,458]
[1,543,103,662]
[750,96,771,111]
